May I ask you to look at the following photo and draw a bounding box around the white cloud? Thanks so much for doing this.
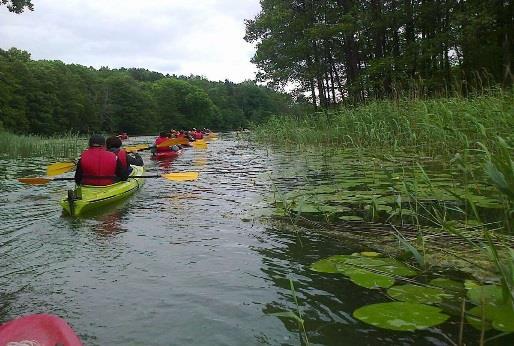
[0,0,260,82]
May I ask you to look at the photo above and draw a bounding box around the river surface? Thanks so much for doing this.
[0,134,501,345]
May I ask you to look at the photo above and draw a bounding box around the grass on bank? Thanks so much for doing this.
[253,89,514,156]
[0,131,85,158]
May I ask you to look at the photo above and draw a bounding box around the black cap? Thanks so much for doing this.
[89,134,106,147]
[106,136,122,149]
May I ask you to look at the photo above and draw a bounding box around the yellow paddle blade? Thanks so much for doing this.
[192,140,208,149]
[125,144,149,153]
[157,138,189,148]
[18,177,52,185]
[47,162,75,176]
[193,158,207,166]
[161,172,199,181]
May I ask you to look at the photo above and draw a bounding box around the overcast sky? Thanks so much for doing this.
[0,0,261,82]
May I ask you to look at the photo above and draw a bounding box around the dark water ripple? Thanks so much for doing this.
[0,134,502,345]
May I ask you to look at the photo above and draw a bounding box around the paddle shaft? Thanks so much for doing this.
[51,175,166,181]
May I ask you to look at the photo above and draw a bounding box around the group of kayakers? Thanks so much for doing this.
[74,134,143,186]
[152,128,212,153]
[170,128,211,140]
[74,129,212,187]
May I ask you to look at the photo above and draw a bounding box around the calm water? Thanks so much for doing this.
[0,134,501,345]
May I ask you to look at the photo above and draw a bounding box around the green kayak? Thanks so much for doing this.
[61,165,144,216]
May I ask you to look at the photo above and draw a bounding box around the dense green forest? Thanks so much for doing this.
[245,0,513,107]
[0,47,292,135]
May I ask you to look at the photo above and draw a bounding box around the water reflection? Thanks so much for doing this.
[93,211,127,237]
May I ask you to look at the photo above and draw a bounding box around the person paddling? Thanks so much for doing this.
[193,128,204,140]
[106,136,144,174]
[74,134,128,186]
[153,131,173,152]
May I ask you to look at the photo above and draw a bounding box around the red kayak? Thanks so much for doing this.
[151,150,182,160]
[0,314,82,345]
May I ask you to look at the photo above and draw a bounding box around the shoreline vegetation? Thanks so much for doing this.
[253,89,514,155]
[0,131,85,158]
[0,47,293,136]
[253,90,514,339]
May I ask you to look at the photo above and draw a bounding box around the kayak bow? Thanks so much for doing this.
[0,314,82,346]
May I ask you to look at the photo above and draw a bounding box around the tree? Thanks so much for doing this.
[1,0,33,13]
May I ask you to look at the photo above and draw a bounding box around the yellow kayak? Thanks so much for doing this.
[61,165,144,216]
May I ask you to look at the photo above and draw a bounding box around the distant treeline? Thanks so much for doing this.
[0,48,293,135]
[245,0,513,107]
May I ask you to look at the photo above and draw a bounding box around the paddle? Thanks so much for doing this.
[191,140,208,148]
[125,138,189,153]
[18,172,199,185]
[47,162,76,176]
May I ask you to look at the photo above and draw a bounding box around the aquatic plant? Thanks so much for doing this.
[253,90,514,157]
[0,131,85,158]
[267,279,310,345]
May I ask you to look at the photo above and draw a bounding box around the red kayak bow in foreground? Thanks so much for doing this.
[0,314,82,346]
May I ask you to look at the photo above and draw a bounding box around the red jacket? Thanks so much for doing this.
[194,131,204,139]
[75,147,119,186]
[154,136,170,152]
[114,149,128,171]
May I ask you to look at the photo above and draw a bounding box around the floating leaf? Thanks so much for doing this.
[467,305,514,332]
[377,258,418,277]
[388,284,449,304]
[353,302,449,331]
[361,251,381,257]
[429,278,464,293]
[347,270,395,289]
[338,215,364,221]
[311,255,417,278]
[467,285,505,306]
[310,255,352,273]
[464,280,480,291]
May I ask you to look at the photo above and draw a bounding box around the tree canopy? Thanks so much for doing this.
[0,48,292,135]
[245,0,513,108]
[1,0,33,13]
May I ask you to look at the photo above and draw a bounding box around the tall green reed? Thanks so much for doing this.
[253,90,514,157]
[0,131,85,158]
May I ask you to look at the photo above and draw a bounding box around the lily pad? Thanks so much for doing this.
[311,255,417,278]
[338,215,364,221]
[467,305,514,332]
[346,269,395,289]
[361,251,381,257]
[353,302,450,331]
[377,258,418,277]
[429,278,464,293]
[310,255,359,273]
[387,284,449,305]
[467,285,505,306]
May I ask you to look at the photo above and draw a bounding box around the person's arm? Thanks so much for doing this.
[127,152,144,166]
[115,158,129,181]
[74,159,82,185]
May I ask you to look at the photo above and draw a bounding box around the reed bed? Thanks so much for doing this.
[253,90,514,157]
[0,132,85,158]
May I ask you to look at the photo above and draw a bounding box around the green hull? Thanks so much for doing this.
[61,165,144,216]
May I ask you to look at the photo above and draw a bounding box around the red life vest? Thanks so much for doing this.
[194,131,204,139]
[80,147,117,186]
[113,149,128,170]
[155,136,170,152]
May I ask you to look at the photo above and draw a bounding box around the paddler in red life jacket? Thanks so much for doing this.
[106,136,144,174]
[153,131,172,152]
[193,128,204,140]
[74,134,128,186]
